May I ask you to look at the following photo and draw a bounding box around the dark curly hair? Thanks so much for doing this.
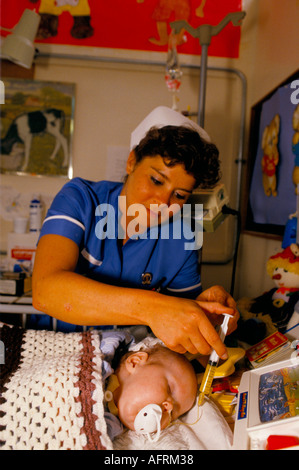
[133,125,221,189]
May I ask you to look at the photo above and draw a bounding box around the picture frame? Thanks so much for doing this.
[0,78,75,178]
[243,70,299,238]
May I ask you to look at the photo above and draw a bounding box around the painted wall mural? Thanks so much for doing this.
[1,0,243,58]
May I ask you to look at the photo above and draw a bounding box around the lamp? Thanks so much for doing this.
[1,9,40,69]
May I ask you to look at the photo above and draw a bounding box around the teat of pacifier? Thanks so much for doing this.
[134,404,163,442]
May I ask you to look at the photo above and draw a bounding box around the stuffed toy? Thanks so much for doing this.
[261,114,280,197]
[237,243,299,344]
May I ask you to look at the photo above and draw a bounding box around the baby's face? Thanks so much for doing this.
[116,350,197,431]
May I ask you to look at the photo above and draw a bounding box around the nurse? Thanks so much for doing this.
[32,106,238,357]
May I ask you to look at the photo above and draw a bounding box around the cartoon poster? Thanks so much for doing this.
[249,80,298,229]
[0,0,243,58]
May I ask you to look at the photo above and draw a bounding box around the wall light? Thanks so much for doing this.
[0,9,40,69]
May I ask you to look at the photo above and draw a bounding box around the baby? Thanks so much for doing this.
[105,341,198,437]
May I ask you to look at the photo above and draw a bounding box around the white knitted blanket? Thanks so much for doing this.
[0,324,233,451]
[0,324,112,450]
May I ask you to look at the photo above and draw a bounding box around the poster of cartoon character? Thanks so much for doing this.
[249,78,298,229]
[1,0,243,58]
[29,0,94,40]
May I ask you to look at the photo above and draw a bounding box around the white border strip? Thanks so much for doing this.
[81,249,103,266]
[166,282,202,293]
[43,215,85,231]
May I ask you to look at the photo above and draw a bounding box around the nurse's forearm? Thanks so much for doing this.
[32,267,232,359]
[32,269,161,327]
[33,270,234,358]
[32,231,234,357]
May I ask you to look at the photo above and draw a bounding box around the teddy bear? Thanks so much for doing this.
[237,243,299,344]
[261,114,280,197]
[292,104,299,194]
[29,0,94,40]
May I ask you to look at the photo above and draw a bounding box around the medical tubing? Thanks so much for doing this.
[221,205,242,296]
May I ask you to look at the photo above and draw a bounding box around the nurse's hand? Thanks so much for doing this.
[148,288,238,358]
[196,285,239,335]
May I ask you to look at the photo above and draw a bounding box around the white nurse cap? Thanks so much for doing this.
[130,106,211,150]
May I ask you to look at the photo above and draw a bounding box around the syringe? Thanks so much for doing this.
[198,314,232,406]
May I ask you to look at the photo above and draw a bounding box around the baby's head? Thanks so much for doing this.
[114,344,198,431]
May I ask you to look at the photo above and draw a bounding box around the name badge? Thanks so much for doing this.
[141,272,152,285]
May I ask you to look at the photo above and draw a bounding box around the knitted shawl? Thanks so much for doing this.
[0,324,112,450]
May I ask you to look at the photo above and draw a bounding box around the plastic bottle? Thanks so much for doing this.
[29,195,43,232]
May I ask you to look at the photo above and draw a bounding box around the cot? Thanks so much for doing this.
[0,312,233,450]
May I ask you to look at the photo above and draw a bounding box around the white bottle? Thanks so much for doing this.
[29,195,43,232]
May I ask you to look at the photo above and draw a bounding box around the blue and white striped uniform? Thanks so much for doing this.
[31,178,201,331]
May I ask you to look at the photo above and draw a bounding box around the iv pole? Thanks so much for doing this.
[171,12,246,296]
[171,11,246,127]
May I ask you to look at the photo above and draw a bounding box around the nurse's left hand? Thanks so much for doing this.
[196,285,239,335]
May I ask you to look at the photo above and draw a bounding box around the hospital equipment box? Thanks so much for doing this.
[7,232,39,270]
[233,355,299,450]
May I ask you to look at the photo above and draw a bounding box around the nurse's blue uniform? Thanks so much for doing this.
[30,178,201,331]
